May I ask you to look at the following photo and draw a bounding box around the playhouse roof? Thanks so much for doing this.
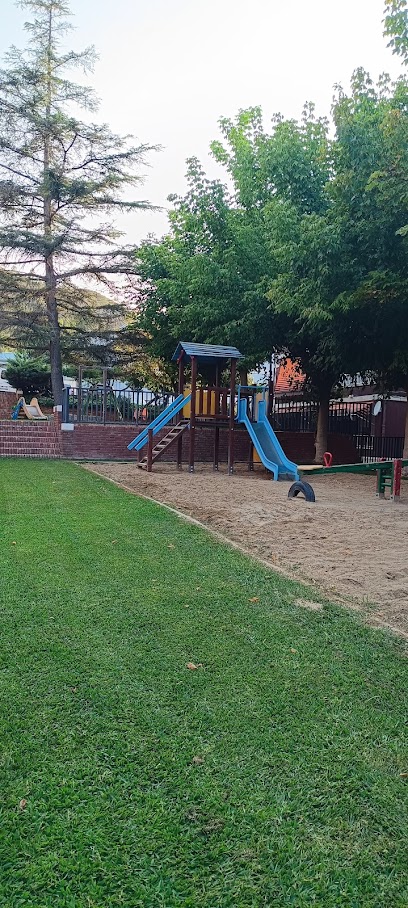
[172,342,243,364]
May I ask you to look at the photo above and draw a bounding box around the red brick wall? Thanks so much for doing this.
[0,411,360,464]
[277,432,359,465]
[0,391,17,419]
[0,419,61,458]
[59,423,359,465]
[60,423,246,462]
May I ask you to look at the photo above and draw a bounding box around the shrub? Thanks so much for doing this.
[4,353,52,397]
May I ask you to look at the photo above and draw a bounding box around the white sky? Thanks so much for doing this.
[1,0,404,243]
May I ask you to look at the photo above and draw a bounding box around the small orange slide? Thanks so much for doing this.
[13,397,47,420]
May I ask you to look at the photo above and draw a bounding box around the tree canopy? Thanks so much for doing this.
[0,0,155,402]
[384,0,408,64]
[134,70,408,459]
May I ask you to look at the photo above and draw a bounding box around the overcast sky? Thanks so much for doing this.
[1,0,404,243]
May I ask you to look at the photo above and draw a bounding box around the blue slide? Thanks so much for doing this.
[128,393,192,452]
[237,397,299,481]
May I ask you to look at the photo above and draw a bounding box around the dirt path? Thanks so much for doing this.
[84,462,408,637]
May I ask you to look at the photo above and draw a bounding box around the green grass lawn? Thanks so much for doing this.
[0,459,407,908]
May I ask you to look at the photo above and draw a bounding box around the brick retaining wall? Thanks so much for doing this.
[59,423,359,465]
[0,392,17,419]
[60,423,247,462]
[0,414,359,464]
[277,432,359,466]
[0,419,61,458]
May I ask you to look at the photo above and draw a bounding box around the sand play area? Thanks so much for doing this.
[85,462,408,638]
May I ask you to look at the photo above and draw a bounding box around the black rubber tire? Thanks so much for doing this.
[288,481,316,502]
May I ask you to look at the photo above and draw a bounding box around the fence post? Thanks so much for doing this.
[78,367,83,423]
[62,387,70,423]
[102,368,107,425]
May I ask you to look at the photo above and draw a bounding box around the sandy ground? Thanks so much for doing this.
[84,462,408,637]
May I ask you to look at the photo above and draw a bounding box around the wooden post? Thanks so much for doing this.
[213,365,220,471]
[228,358,237,475]
[248,439,254,471]
[177,355,184,470]
[147,427,153,473]
[213,427,220,471]
[189,356,197,473]
[392,458,402,501]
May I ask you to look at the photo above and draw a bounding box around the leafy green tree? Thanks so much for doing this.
[135,79,408,462]
[384,0,408,64]
[263,207,361,461]
[211,104,331,216]
[0,0,154,404]
[206,87,408,460]
[4,351,51,396]
[135,157,273,371]
[331,70,408,458]
[135,108,362,461]
[210,106,365,461]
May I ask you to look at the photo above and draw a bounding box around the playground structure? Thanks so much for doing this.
[11,397,47,421]
[126,339,408,500]
[128,342,299,481]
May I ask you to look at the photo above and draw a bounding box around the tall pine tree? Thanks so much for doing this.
[0,0,154,402]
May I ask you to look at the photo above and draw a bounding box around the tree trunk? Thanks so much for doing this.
[314,388,331,464]
[46,256,64,406]
[42,5,64,407]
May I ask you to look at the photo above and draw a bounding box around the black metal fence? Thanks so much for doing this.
[353,435,405,462]
[61,385,405,463]
[271,398,373,437]
[62,385,176,426]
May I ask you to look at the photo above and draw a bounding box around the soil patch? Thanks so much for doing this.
[84,462,408,637]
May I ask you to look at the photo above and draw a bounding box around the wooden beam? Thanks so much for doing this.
[213,426,220,471]
[178,356,185,395]
[147,427,153,473]
[214,367,220,417]
[177,356,185,469]
[189,356,197,472]
[198,386,204,416]
[228,358,237,475]
[248,439,254,471]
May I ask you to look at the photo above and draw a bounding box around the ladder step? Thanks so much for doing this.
[136,420,189,468]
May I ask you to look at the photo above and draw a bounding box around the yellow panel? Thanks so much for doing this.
[183,387,216,417]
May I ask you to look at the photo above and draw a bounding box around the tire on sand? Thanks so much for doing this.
[288,480,316,502]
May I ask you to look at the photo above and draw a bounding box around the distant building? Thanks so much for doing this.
[274,360,306,396]
[0,351,16,391]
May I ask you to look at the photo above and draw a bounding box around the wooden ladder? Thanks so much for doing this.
[137,419,189,469]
